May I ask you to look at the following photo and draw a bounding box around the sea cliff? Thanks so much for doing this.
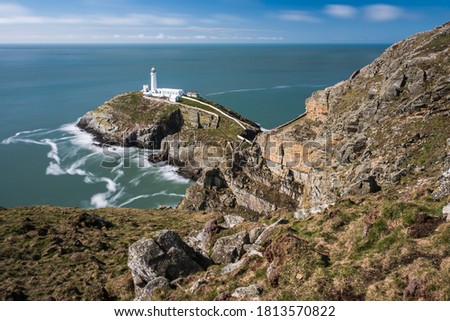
[1,22,449,301]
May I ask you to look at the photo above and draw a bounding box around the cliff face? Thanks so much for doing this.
[78,93,260,179]
[3,23,450,302]
[78,92,183,149]
[183,22,449,215]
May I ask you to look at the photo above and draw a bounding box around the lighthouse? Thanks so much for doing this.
[150,67,158,93]
[142,66,184,102]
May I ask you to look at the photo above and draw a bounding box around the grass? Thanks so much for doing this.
[0,206,216,300]
[104,91,180,125]
[1,185,448,301]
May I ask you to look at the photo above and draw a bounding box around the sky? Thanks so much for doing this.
[0,0,449,44]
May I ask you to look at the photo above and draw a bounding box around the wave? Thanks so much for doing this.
[151,191,185,197]
[206,83,327,97]
[207,87,266,96]
[2,121,191,209]
[156,165,191,184]
[118,194,151,207]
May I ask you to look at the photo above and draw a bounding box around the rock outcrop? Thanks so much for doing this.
[78,92,260,179]
[128,230,211,300]
[77,92,184,149]
[180,22,450,215]
[210,231,250,264]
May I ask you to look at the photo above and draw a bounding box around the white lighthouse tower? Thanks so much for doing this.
[142,66,184,102]
[150,67,158,93]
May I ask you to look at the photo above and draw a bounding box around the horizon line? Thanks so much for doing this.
[0,42,393,46]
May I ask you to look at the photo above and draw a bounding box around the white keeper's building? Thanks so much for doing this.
[143,67,184,102]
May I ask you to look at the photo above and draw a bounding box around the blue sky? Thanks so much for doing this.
[0,0,448,43]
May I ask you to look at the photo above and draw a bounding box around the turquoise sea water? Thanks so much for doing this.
[0,44,387,208]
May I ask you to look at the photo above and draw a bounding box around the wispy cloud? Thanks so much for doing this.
[0,2,29,15]
[277,10,321,23]
[364,4,404,22]
[0,2,186,26]
[324,5,357,19]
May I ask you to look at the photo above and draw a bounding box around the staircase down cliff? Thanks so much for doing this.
[2,22,449,302]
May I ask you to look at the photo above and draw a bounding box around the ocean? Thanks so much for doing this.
[0,44,387,209]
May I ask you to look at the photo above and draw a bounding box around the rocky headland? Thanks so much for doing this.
[1,22,449,301]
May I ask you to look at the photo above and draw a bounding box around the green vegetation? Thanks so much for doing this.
[105,91,180,124]
[151,187,449,301]
[0,206,215,300]
[426,33,450,53]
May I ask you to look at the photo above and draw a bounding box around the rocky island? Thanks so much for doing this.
[1,22,449,301]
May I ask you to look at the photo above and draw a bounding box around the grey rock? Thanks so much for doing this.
[210,231,250,264]
[254,219,289,246]
[231,284,263,300]
[219,194,236,208]
[391,169,408,183]
[189,278,208,294]
[128,239,164,287]
[249,226,266,243]
[137,276,170,301]
[219,215,245,229]
[221,258,248,275]
[187,230,211,258]
[243,244,263,257]
[128,230,212,299]
[442,203,450,222]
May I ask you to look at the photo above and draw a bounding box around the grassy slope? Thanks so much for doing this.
[0,206,215,300]
[97,92,180,126]
[2,182,447,301]
[153,186,449,301]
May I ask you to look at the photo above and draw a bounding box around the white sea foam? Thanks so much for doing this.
[90,193,110,208]
[3,121,192,209]
[1,128,47,144]
[87,176,119,208]
[59,121,100,152]
[207,87,266,96]
[157,165,190,184]
[151,191,185,197]
[118,194,151,207]
[206,84,327,97]
[46,162,66,176]
[42,139,60,164]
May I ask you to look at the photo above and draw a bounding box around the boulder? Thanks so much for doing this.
[243,244,263,257]
[137,276,170,301]
[204,219,222,236]
[128,230,212,298]
[210,231,250,264]
[249,226,266,243]
[218,215,245,229]
[72,212,114,229]
[221,258,248,275]
[189,278,207,294]
[128,239,164,287]
[254,219,289,246]
[231,284,262,300]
